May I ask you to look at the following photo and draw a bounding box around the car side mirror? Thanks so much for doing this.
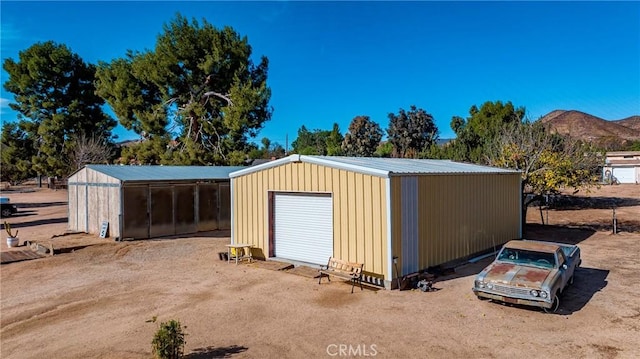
[562,264,568,270]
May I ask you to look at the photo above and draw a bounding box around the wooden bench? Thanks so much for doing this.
[318,257,364,293]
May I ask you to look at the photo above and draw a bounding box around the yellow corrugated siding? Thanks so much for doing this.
[363,174,373,273]
[391,173,520,271]
[347,172,358,261]
[232,162,389,278]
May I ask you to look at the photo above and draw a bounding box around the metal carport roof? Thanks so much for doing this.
[81,165,245,182]
[230,155,519,178]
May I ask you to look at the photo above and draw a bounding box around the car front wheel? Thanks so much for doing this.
[543,294,560,313]
[1,208,12,217]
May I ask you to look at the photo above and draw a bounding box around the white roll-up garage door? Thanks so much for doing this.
[274,193,333,265]
[612,167,635,184]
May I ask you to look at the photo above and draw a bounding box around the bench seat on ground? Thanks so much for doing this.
[318,257,364,293]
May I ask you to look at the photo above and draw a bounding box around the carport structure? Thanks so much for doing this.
[67,165,242,240]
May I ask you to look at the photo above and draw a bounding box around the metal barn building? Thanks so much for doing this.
[68,165,243,240]
[230,155,522,288]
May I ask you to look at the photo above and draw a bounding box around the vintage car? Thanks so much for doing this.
[473,239,581,313]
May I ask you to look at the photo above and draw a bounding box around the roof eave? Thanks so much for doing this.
[229,154,391,178]
[300,155,390,178]
[229,155,303,178]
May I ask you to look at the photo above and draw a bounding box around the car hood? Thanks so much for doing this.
[482,262,554,288]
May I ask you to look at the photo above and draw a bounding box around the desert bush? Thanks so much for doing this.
[151,318,187,359]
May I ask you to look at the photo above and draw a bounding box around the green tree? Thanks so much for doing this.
[291,123,343,155]
[247,137,284,160]
[487,120,603,224]
[326,123,344,156]
[2,41,116,176]
[449,101,525,163]
[387,105,439,158]
[419,142,446,159]
[628,140,640,151]
[342,116,383,157]
[95,13,272,165]
[291,125,319,154]
[0,122,37,183]
[374,141,393,157]
[117,136,173,165]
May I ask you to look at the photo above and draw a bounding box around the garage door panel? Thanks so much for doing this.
[275,193,333,265]
[612,167,635,184]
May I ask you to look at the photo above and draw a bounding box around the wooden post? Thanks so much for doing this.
[612,207,617,235]
[544,195,549,226]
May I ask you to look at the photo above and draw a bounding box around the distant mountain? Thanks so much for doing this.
[614,115,640,132]
[539,110,640,142]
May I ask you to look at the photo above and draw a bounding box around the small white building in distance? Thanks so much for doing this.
[603,151,640,184]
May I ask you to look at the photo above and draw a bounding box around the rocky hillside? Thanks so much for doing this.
[614,115,640,132]
[539,110,640,142]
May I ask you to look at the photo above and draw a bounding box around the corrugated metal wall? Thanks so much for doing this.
[122,183,231,240]
[197,184,219,231]
[391,173,521,274]
[232,162,389,278]
[122,186,149,239]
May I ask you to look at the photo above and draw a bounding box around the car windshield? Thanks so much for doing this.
[497,248,556,269]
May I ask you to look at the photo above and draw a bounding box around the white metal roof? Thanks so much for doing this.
[229,155,519,179]
[82,165,244,182]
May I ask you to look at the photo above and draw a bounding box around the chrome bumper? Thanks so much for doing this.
[473,288,553,309]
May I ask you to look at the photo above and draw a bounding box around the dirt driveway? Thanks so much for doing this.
[1,185,639,358]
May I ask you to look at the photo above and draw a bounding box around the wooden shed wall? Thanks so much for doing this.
[390,173,521,275]
[232,161,390,278]
[67,168,121,238]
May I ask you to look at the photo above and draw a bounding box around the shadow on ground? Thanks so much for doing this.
[433,225,598,283]
[547,195,640,210]
[185,345,248,359]
[2,210,38,218]
[557,267,609,315]
[15,201,67,209]
[144,230,231,242]
[524,224,596,245]
[1,217,67,229]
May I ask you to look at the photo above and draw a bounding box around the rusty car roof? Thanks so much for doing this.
[503,240,560,253]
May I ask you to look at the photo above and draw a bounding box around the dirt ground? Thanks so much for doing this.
[1,185,639,359]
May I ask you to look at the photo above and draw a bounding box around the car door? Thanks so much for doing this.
[556,250,570,289]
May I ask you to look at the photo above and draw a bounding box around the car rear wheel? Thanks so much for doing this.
[543,295,560,313]
[1,208,12,217]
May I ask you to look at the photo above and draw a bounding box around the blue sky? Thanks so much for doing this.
[1,1,639,146]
